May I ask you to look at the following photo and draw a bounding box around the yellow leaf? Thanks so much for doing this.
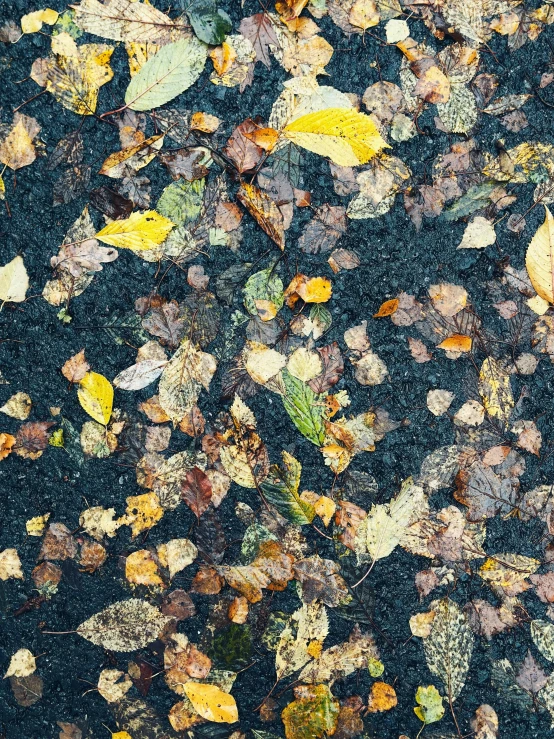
[77,371,113,425]
[349,0,380,30]
[374,298,399,317]
[0,256,29,304]
[0,114,41,171]
[183,683,239,723]
[125,550,165,587]
[21,9,59,34]
[122,492,164,538]
[366,681,398,713]
[96,210,174,250]
[526,205,554,303]
[283,108,388,167]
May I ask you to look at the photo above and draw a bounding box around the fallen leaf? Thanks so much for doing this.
[0,256,29,304]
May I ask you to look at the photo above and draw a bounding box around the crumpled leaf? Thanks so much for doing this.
[217,540,294,603]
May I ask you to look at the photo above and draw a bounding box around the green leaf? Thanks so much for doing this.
[442,182,497,222]
[188,0,232,45]
[157,178,205,226]
[281,369,326,446]
[260,451,315,525]
[282,684,339,739]
[243,267,284,317]
[414,685,444,725]
[209,623,252,670]
[124,37,207,112]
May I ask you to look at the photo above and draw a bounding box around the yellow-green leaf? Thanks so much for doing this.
[77,371,113,425]
[414,685,444,724]
[95,210,174,250]
[283,108,388,167]
[183,683,239,723]
[526,205,554,303]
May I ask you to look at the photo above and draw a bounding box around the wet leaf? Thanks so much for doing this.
[96,210,174,250]
[77,599,171,651]
[77,371,113,425]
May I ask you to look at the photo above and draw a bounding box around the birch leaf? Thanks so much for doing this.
[95,210,174,251]
[423,598,473,702]
[356,478,427,562]
[0,256,29,303]
[113,359,167,391]
[124,37,208,111]
[183,683,238,723]
[158,340,217,423]
[526,205,554,303]
[260,451,315,525]
[73,0,187,44]
[282,108,388,167]
[77,371,113,425]
[77,598,171,651]
[531,620,554,662]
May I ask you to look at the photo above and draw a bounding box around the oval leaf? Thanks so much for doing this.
[77,371,113,425]
[526,205,554,304]
[124,37,207,112]
[183,682,239,723]
[96,210,174,250]
[77,598,171,651]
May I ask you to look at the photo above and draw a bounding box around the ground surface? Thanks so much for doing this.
[1,1,554,738]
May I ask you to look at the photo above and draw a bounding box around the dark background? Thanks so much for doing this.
[1,1,554,737]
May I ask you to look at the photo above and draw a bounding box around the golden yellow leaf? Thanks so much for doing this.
[437,334,472,352]
[95,210,174,250]
[0,114,41,171]
[122,493,164,538]
[183,683,239,724]
[283,108,388,167]
[366,681,398,713]
[125,550,165,587]
[77,371,113,425]
[31,43,114,116]
[26,513,50,537]
[0,433,16,461]
[112,733,133,739]
[296,276,332,304]
[245,127,280,151]
[526,205,554,303]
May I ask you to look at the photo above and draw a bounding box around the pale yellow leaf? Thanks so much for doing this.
[526,205,554,303]
[0,256,29,303]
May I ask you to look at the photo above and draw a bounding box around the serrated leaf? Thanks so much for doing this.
[77,598,171,651]
[158,339,217,423]
[77,371,113,425]
[281,369,326,445]
[157,178,205,226]
[423,598,473,702]
[281,684,339,739]
[526,205,554,304]
[188,0,232,45]
[260,451,315,524]
[183,682,238,723]
[356,478,427,562]
[531,620,554,662]
[124,37,207,111]
[95,210,174,250]
[73,0,187,44]
[283,108,388,167]
[0,256,29,303]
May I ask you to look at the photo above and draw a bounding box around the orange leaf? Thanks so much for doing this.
[437,334,472,352]
[373,298,399,318]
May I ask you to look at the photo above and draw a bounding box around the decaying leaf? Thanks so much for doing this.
[77,599,171,651]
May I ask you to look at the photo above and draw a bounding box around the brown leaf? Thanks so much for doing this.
[14,421,55,459]
[293,555,349,607]
[239,13,279,68]
[408,337,433,363]
[308,342,344,394]
[162,589,196,621]
[218,540,294,602]
[515,651,548,694]
[10,674,43,706]
[225,119,265,173]
[328,249,360,273]
[237,183,285,250]
[160,147,210,181]
[181,466,212,519]
[142,300,186,349]
[191,564,224,594]
[298,204,347,254]
[531,571,554,603]
[39,523,78,562]
[61,349,90,384]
